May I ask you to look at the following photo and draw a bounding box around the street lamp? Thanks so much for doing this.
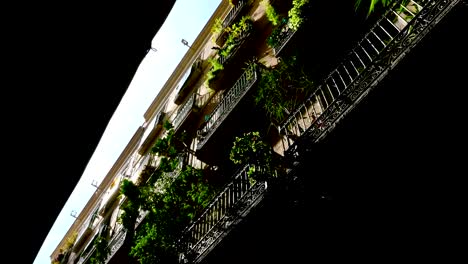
[70,210,78,218]
[181,39,192,49]
[91,179,99,189]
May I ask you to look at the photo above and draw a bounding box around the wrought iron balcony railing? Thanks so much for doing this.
[197,65,258,150]
[173,93,197,131]
[223,0,246,28]
[76,225,126,264]
[177,164,269,264]
[217,21,253,66]
[272,21,297,56]
[133,153,155,178]
[153,154,186,193]
[105,227,127,263]
[77,246,95,264]
[278,0,456,157]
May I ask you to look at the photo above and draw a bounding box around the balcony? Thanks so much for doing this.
[177,164,269,264]
[223,0,246,28]
[172,93,198,132]
[196,65,258,152]
[105,228,127,263]
[208,18,254,92]
[277,0,454,157]
[175,59,204,105]
[215,0,247,47]
[271,21,297,56]
[138,111,165,155]
[133,153,155,180]
[217,21,252,67]
[172,92,214,136]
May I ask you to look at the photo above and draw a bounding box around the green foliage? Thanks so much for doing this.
[136,165,157,186]
[230,131,275,182]
[151,123,178,158]
[151,121,189,158]
[355,0,395,16]
[221,16,253,56]
[204,57,224,87]
[211,17,223,35]
[261,0,281,26]
[89,236,110,264]
[254,56,313,123]
[288,0,310,31]
[129,165,218,264]
[205,16,253,88]
[119,121,220,264]
[267,25,284,48]
[119,179,142,230]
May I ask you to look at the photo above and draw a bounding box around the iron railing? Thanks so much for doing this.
[278,0,455,156]
[105,227,127,263]
[223,0,246,28]
[218,21,253,65]
[178,164,269,263]
[197,65,258,149]
[173,93,196,131]
[272,21,297,56]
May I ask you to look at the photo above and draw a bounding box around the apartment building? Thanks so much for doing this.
[51,0,466,263]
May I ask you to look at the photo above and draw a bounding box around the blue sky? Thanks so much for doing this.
[33,1,221,263]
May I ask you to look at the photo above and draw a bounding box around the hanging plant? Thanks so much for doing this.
[230,131,276,183]
[261,0,281,26]
[288,0,310,31]
[253,55,313,124]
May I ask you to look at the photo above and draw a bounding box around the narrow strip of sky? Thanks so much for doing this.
[33,1,221,263]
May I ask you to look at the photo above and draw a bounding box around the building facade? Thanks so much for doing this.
[51,0,466,263]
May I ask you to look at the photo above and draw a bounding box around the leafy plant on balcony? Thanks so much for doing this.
[205,16,253,89]
[204,57,224,87]
[230,131,277,184]
[288,0,310,31]
[261,0,281,26]
[355,0,395,16]
[89,235,110,264]
[221,15,252,57]
[130,165,217,264]
[211,17,223,36]
[210,17,224,44]
[136,164,157,186]
[119,179,142,230]
[267,0,308,49]
[252,55,313,124]
[266,19,288,48]
[119,122,220,264]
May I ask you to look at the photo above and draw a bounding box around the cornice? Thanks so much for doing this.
[143,0,231,122]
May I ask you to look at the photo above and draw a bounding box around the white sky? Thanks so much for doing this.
[33,1,221,263]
